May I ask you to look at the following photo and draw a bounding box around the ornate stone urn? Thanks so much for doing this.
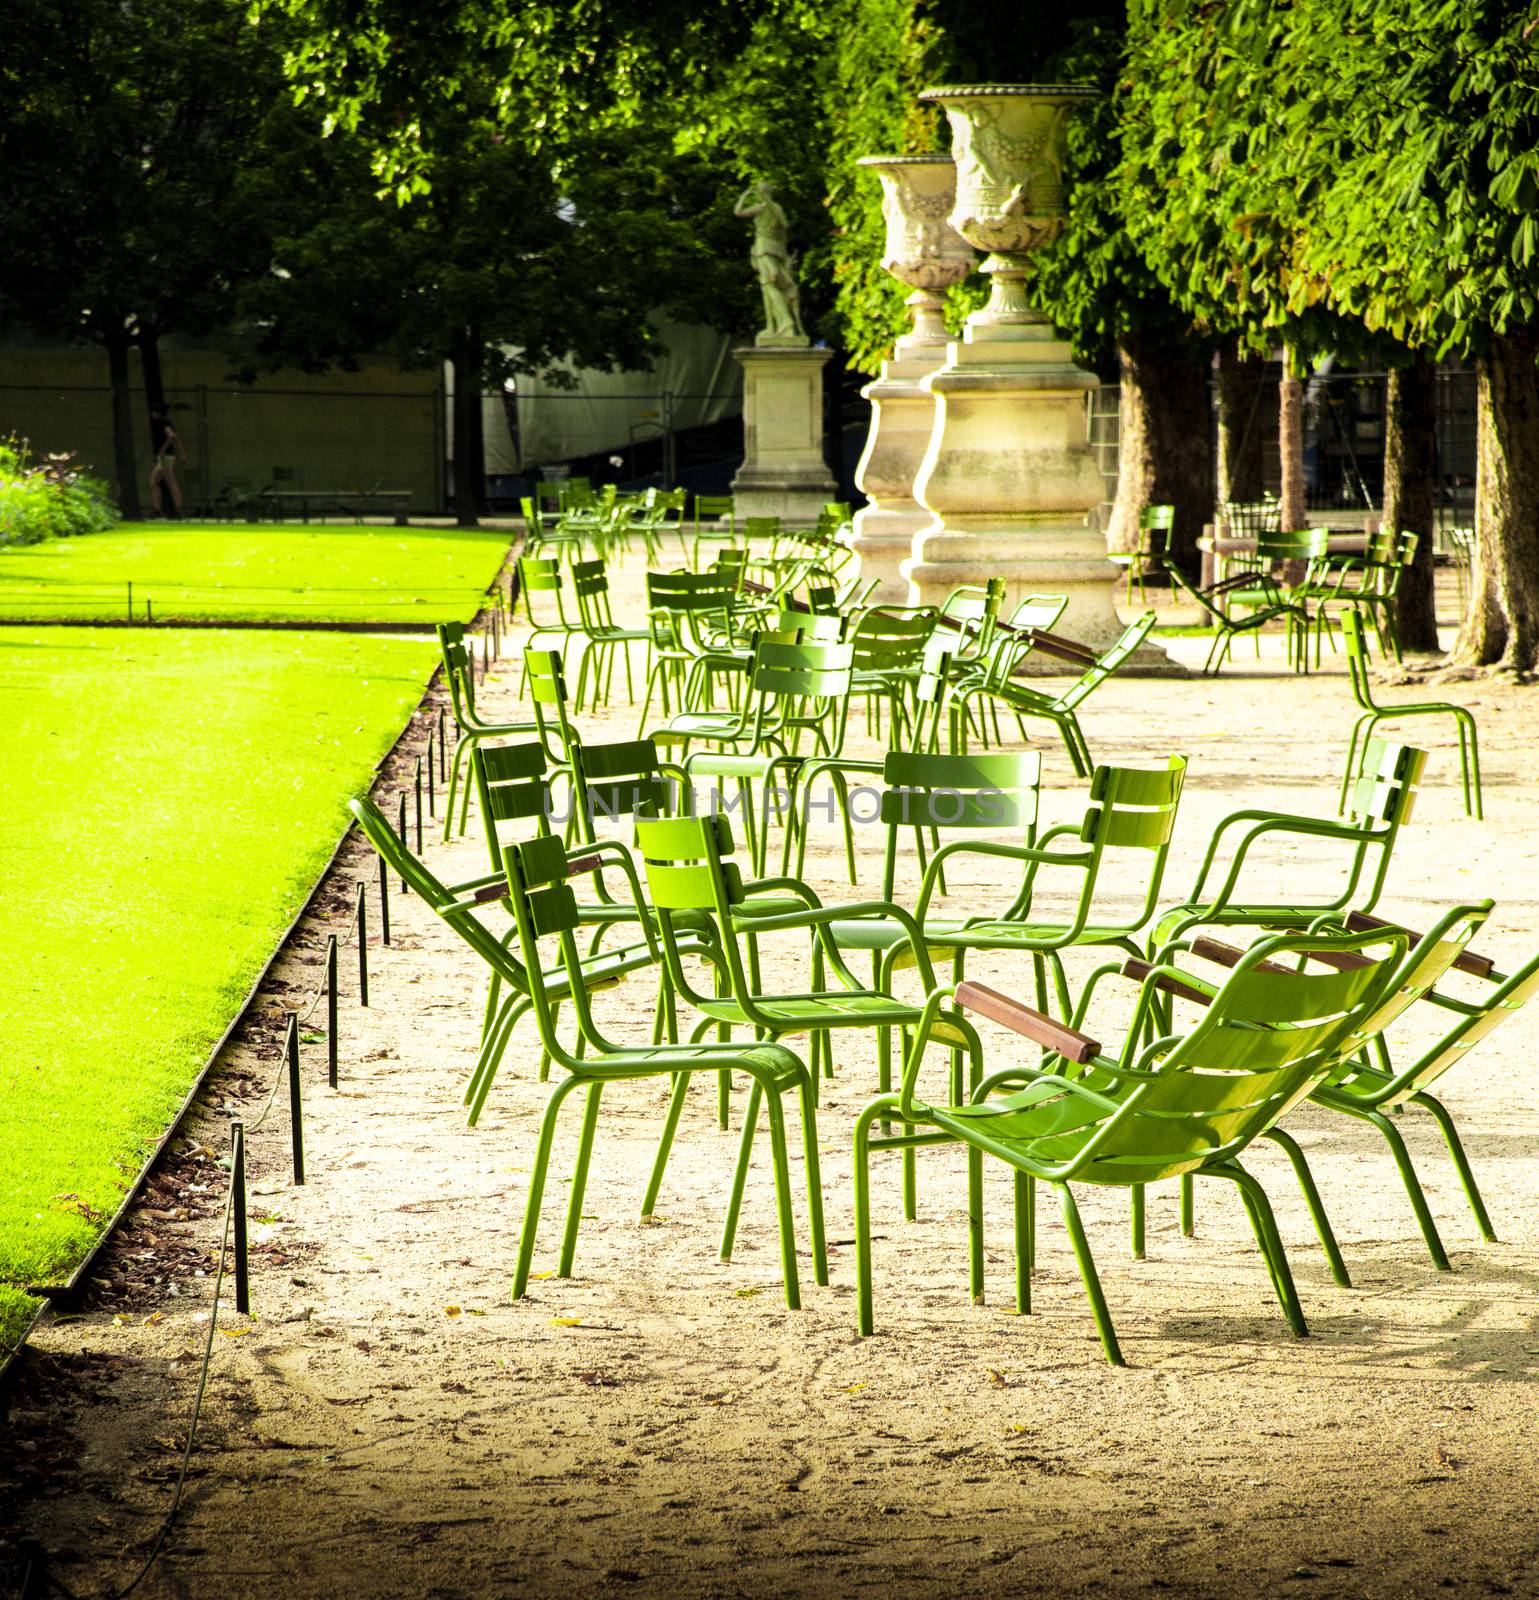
[907,85,1171,667]
[850,155,975,601]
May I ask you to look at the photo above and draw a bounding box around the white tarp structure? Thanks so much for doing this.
[470,321,742,474]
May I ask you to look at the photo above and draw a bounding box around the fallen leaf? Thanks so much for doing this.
[443,1305,462,1317]
[551,1317,583,1327]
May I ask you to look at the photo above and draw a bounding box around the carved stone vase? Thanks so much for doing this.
[850,156,975,601]
[907,85,1172,667]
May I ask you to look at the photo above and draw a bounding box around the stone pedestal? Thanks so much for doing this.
[850,155,975,602]
[907,322,1125,642]
[852,348,944,602]
[731,343,837,526]
[907,82,1175,672]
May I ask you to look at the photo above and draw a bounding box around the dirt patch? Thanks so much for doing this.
[5,566,1539,1599]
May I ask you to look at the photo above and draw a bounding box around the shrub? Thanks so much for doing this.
[0,437,117,546]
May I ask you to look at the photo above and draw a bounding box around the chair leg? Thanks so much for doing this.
[1459,713,1483,820]
[968,1146,984,1304]
[797,1077,829,1286]
[444,734,472,841]
[1262,1127,1352,1287]
[557,1082,605,1277]
[642,1071,691,1218]
[720,1077,764,1263]
[1209,1163,1310,1337]
[513,1076,585,1297]
[1130,1185,1146,1259]
[1411,1091,1497,1241]
[760,1080,803,1310]
[854,1101,885,1336]
[1364,1106,1452,1269]
[1013,1171,1033,1314]
[465,998,530,1126]
[1055,1182,1124,1367]
[1179,1172,1195,1236]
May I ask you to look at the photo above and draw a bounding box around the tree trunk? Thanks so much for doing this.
[1381,356,1439,652]
[104,324,143,521]
[1104,331,1212,575]
[1215,339,1267,511]
[450,332,488,527]
[1278,358,1306,533]
[138,325,168,449]
[1453,331,1539,671]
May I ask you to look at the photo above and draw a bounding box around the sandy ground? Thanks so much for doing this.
[5,557,1539,1600]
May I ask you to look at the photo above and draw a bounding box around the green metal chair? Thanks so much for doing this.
[638,569,742,730]
[953,612,1158,778]
[652,638,857,874]
[1152,738,1427,952]
[634,808,983,1129]
[570,558,651,711]
[846,756,1188,1025]
[948,593,1070,746]
[1312,908,1539,1267]
[435,623,541,840]
[1160,554,1311,675]
[1108,503,1173,607]
[846,605,938,741]
[349,792,708,1128]
[1221,528,1331,656]
[854,927,1406,1362]
[515,555,584,690]
[1308,530,1419,664]
[499,834,827,1308]
[1138,900,1492,1273]
[1338,608,1482,819]
[690,493,737,570]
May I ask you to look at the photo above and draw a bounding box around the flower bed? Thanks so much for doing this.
[0,437,117,545]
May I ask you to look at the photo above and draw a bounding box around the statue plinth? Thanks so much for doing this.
[908,84,1177,672]
[731,344,837,527]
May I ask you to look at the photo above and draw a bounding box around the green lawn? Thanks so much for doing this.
[0,627,438,1357]
[0,521,510,623]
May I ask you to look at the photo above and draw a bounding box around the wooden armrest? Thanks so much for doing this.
[1206,572,1258,597]
[1346,910,1496,978]
[1189,936,1294,976]
[472,882,509,904]
[565,854,605,877]
[955,981,1101,1064]
[1121,958,1214,1007]
[1025,629,1098,665]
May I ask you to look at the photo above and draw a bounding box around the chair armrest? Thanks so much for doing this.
[1120,958,1217,1008]
[955,980,1102,1064]
[1024,629,1098,666]
[1189,936,1294,975]
[1345,910,1496,978]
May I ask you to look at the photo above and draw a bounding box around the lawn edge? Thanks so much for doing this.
[0,620,486,1390]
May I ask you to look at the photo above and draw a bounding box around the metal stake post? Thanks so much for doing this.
[378,853,390,946]
[231,1122,249,1313]
[285,1012,305,1185]
[326,934,339,1088]
[355,880,370,1005]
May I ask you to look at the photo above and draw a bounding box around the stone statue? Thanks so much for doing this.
[733,179,807,345]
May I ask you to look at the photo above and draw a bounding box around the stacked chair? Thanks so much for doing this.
[359,511,1526,1367]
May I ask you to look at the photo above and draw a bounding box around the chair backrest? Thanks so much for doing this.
[1344,737,1425,828]
[848,607,937,675]
[523,646,578,762]
[1340,607,1376,709]
[471,741,553,871]
[647,569,736,616]
[1396,945,1539,1103]
[1255,528,1330,567]
[1137,505,1174,558]
[1046,755,1187,937]
[773,608,843,643]
[568,736,675,845]
[571,557,614,629]
[1056,611,1157,711]
[694,494,735,530]
[743,515,781,543]
[1080,930,1405,1186]
[880,749,1042,901]
[435,622,477,723]
[518,554,569,624]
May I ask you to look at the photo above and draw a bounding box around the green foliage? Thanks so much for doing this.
[0,439,116,547]
[0,627,438,1361]
[0,521,511,623]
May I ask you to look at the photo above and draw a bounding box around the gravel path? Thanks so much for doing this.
[5,559,1538,1600]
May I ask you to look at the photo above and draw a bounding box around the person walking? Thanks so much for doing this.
[149,411,186,517]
